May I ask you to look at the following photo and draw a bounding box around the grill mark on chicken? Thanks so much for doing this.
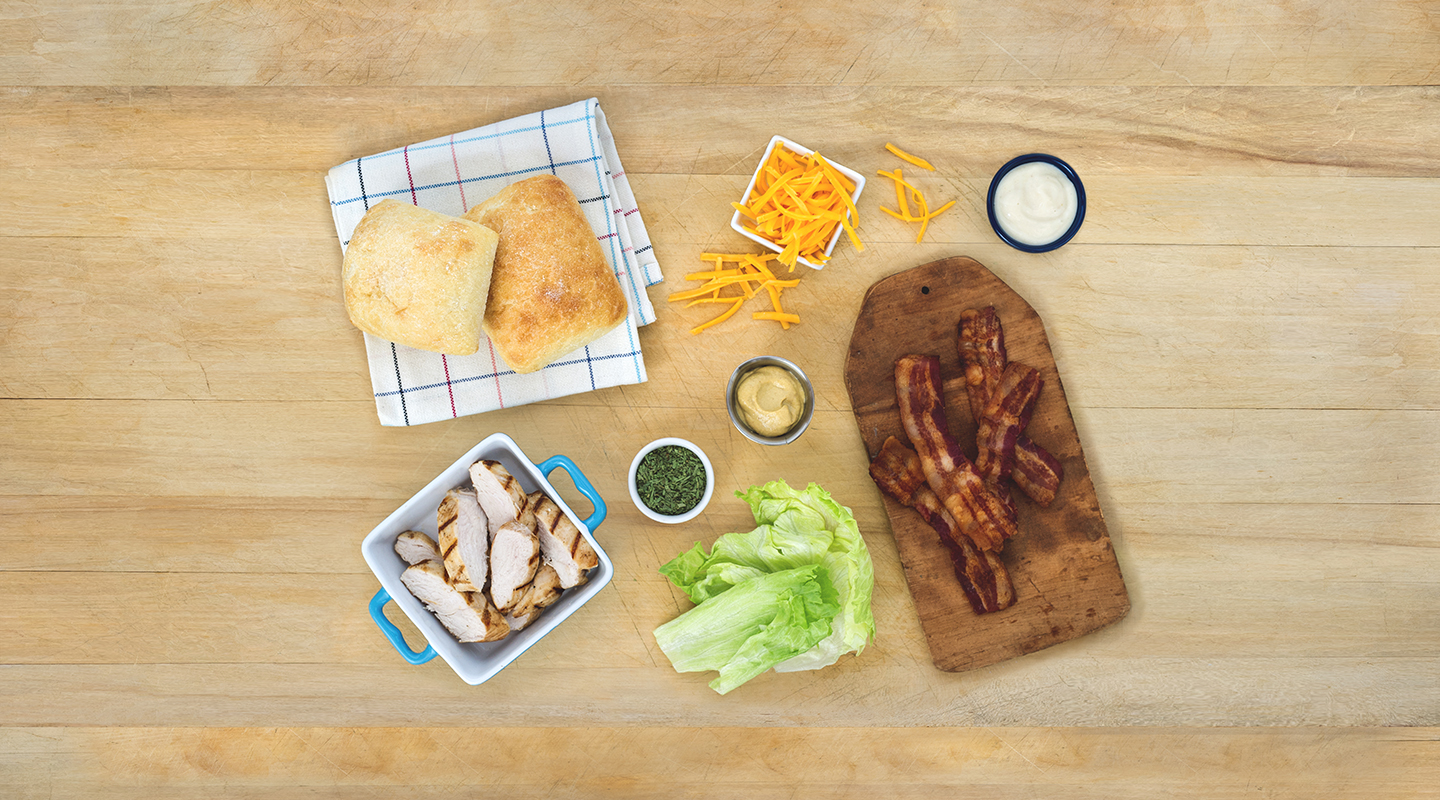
[438,511,458,550]
[438,495,461,566]
[530,491,599,588]
[469,459,528,538]
[438,488,489,593]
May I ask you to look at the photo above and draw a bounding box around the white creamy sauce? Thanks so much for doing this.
[993,161,1079,246]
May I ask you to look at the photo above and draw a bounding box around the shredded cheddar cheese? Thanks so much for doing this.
[667,253,803,334]
[732,143,863,269]
[752,311,801,325]
[885,143,935,171]
[878,144,955,243]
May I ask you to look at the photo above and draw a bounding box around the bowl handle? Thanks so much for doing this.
[368,588,436,665]
[536,454,607,532]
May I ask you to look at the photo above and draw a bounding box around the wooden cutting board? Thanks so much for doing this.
[845,256,1129,672]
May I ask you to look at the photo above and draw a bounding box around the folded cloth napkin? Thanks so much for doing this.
[325,98,663,426]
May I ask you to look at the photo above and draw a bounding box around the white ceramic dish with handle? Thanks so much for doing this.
[361,432,612,685]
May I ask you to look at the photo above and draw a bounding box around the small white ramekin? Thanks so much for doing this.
[628,437,715,524]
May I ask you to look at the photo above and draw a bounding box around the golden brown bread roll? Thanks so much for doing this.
[342,200,499,355]
[464,175,627,374]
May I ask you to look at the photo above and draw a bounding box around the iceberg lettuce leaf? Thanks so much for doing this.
[652,564,838,694]
[741,481,876,672]
[654,481,877,692]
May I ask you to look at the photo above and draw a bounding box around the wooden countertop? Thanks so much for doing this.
[2,2,1437,796]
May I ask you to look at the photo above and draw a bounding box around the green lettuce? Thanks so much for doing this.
[654,481,877,693]
[652,564,838,695]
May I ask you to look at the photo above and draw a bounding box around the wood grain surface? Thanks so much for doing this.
[2,1,1438,797]
[846,257,1128,672]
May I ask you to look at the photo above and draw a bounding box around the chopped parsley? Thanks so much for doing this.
[636,445,707,517]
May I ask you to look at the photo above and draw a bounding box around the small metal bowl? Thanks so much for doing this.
[986,153,1086,253]
[628,438,715,524]
[725,356,815,446]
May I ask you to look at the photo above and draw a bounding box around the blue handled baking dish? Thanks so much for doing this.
[360,432,611,685]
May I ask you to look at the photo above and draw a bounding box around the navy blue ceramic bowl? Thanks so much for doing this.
[986,154,1086,253]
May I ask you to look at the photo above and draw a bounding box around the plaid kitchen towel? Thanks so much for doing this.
[325,98,663,426]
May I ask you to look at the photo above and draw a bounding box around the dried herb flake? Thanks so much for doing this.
[636,445,707,516]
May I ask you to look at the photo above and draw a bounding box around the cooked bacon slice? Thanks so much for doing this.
[869,437,1016,613]
[982,549,1015,609]
[916,487,1015,614]
[975,362,1042,487]
[957,306,1064,507]
[868,435,928,505]
[1013,441,1063,507]
[894,354,1015,552]
[1014,441,1062,506]
[958,307,1008,420]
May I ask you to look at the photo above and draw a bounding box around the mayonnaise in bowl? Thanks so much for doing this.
[986,154,1086,252]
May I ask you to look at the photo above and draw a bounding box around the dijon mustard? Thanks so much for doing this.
[734,366,805,437]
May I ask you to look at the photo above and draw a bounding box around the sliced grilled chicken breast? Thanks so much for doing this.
[437,488,489,593]
[394,530,442,565]
[503,609,540,632]
[531,493,600,588]
[488,519,541,613]
[504,564,565,631]
[511,563,565,619]
[469,459,528,538]
[400,560,509,643]
[517,490,540,533]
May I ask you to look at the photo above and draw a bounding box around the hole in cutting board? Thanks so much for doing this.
[921,286,930,294]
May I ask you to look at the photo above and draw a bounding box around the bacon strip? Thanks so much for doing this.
[957,306,1064,507]
[867,435,928,506]
[975,362,1042,487]
[894,355,1015,552]
[869,438,1015,613]
[1013,442,1063,507]
[914,489,1015,614]
[958,307,1008,420]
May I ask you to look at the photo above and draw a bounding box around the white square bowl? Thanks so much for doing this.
[729,135,866,270]
[361,432,613,685]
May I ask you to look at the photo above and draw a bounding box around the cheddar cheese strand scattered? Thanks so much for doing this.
[877,144,955,243]
[753,311,802,325]
[690,298,746,335]
[884,142,936,171]
[668,253,802,334]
